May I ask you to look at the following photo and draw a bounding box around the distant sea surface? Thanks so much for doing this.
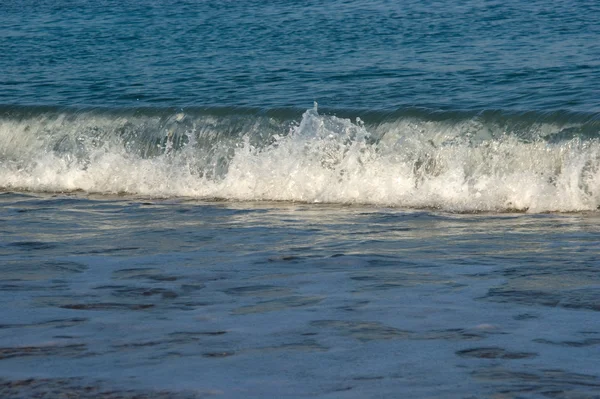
[1,1,599,398]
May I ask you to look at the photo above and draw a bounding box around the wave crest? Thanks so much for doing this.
[1,105,600,212]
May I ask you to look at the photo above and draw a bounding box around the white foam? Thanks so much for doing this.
[1,107,600,212]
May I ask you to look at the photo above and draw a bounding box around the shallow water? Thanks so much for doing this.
[1,192,599,398]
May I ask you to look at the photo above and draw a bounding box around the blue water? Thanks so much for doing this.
[1,1,600,398]
[2,0,600,111]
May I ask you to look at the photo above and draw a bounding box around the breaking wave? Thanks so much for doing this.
[1,103,600,212]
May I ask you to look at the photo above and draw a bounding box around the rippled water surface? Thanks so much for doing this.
[2,0,600,111]
[1,193,599,398]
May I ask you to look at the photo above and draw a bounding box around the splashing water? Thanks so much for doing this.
[1,105,600,212]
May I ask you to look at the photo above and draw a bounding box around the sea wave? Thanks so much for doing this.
[1,104,600,212]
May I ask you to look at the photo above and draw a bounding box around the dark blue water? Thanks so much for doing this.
[2,0,600,111]
[1,1,600,398]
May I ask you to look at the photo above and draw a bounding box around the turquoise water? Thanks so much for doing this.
[2,0,599,111]
[1,1,600,398]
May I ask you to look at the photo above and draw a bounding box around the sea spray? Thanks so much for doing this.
[1,105,599,212]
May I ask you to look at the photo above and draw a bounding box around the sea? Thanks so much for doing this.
[1,1,600,398]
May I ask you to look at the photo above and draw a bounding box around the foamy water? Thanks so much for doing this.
[2,105,600,212]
